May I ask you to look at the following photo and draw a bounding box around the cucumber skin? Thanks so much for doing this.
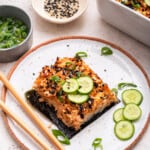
[77,76,93,94]
[68,94,89,104]
[123,103,142,121]
[114,120,135,140]
[122,89,143,105]
[113,108,125,123]
[62,78,79,93]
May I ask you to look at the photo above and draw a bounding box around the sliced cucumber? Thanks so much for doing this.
[123,103,142,121]
[145,0,150,6]
[77,76,93,94]
[122,89,143,105]
[113,108,125,123]
[68,94,89,104]
[62,78,79,93]
[114,120,134,140]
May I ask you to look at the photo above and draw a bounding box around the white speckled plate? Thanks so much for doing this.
[2,36,150,150]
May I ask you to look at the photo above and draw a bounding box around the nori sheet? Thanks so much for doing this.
[25,90,119,139]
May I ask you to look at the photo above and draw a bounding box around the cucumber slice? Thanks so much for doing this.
[62,78,79,93]
[77,76,93,94]
[68,94,89,104]
[145,0,150,6]
[114,120,134,140]
[123,103,142,121]
[122,89,143,105]
[113,108,125,123]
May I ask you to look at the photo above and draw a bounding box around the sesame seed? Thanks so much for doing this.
[44,0,79,19]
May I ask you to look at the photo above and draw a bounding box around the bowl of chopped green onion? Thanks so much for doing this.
[0,5,33,62]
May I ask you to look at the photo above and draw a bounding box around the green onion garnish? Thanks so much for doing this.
[75,51,88,58]
[56,90,64,102]
[111,88,118,96]
[0,17,28,49]
[50,75,60,83]
[52,129,70,145]
[118,82,137,90]
[76,71,82,78]
[133,3,141,8]
[66,62,73,66]
[60,80,65,85]
[92,138,103,150]
[57,95,64,102]
[101,47,113,56]
[65,62,76,70]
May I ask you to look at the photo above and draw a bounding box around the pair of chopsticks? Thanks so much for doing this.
[0,71,64,150]
[0,100,50,150]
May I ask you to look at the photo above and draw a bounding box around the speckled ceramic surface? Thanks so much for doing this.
[2,37,150,150]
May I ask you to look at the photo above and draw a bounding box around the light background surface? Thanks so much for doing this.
[0,0,150,150]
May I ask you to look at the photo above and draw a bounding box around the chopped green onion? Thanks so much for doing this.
[101,47,113,56]
[92,138,103,150]
[0,17,28,49]
[111,88,118,96]
[52,129,70,145]
[66,62,72,66]
[75,51,88,58]
[121,0,128,5]
[130,0,141,8]
[65,62,76,70]
[50,75,60,83]
[118,82,137,90]
[57,95,64,102]
[133,3,141,8]
[60,80,65,85]
[57,90,64,102]
[22,31,28,38]
[76,71,82,78]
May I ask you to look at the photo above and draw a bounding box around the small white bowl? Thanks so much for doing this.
[32,0,88,24]
[97,0,150,47]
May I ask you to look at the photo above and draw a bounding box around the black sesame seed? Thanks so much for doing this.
[44,0,79,19]
[79,105,83,112]
[94,82,98,88]
[80,113,84,119]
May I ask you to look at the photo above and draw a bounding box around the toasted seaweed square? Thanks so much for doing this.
[25,89,119,139]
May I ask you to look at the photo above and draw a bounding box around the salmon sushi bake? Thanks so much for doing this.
[26,56,119,138]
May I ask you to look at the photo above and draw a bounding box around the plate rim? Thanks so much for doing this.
[1,36,150,150]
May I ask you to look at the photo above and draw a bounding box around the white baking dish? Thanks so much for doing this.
[97,0,150,47]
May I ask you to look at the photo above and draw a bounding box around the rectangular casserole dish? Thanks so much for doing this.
[97,0,150,47]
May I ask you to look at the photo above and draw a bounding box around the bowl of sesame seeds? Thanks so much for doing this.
[32,0,88,24]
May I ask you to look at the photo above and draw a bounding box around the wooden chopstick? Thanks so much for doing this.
[0,100,50,150]
[0,72,64,150]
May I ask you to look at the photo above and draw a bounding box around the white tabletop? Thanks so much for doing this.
[0,0,150,150]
